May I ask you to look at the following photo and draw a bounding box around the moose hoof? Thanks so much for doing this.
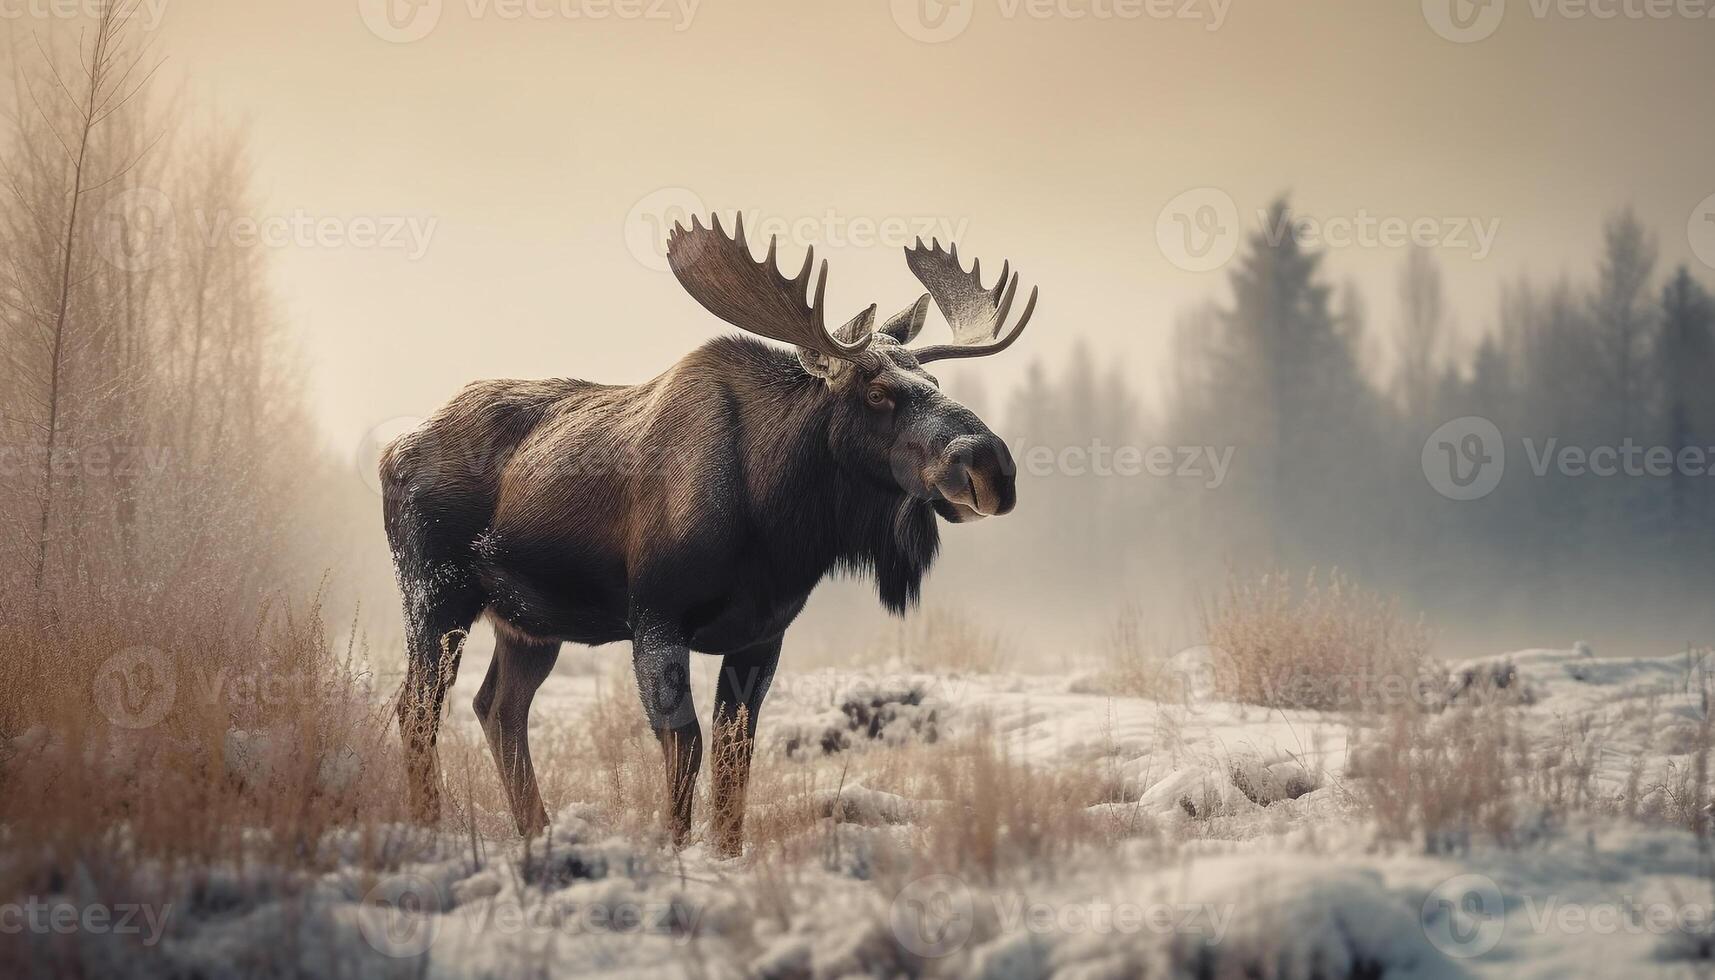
[517,811,550,839]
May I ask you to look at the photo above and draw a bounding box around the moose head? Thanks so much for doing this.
[667,213,1037,524]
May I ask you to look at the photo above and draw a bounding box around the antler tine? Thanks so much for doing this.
[812,258,828,319]
[904,239,1040,363]
[915,284,1038,363]
[990,273,1019,341]
[666,211,874,363]
[797,246,816,306]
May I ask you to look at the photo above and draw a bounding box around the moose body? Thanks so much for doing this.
[383,214,1037,853]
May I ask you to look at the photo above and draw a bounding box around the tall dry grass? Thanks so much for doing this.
[1201,568,1435,710]
[1349,652,1715,853]
[1350,706,1522,853]
[1092,569,1436,711]
[0,585,409,867]
[0,578,426,976]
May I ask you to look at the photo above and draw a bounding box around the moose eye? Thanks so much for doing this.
[865,387,892,410]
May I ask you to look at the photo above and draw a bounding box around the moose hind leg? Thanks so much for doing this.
[396,579,481,825]
[474,630,560,836]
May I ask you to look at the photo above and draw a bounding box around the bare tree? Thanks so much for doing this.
[10,3,160,590]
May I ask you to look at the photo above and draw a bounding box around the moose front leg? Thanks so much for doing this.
[711,637,781,857]
[632,613,700,847]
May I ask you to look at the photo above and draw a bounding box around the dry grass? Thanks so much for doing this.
[0,585,409,866]
[1084,603,1184,700]
[0,583,425,976]
[10,554,1706,974]
[1202,568,1436,711]
[1350,657,1715,853]
[1090,570,1436,712]
[908,720,1113,882]
[859,607,1013,674]
[1349,705,1522,853]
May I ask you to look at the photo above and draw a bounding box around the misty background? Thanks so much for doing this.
[3,0,1713,666]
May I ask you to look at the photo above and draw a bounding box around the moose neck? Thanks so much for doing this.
[724,338,939,615]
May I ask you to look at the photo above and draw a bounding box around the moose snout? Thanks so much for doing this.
[930,434,1016,519]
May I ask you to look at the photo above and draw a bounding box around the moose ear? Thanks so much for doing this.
[881,294,930,345]
[798,305,876,380]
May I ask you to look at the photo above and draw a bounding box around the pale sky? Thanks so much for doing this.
[12,0,1715,456]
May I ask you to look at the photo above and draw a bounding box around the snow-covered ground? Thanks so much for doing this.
[20,645,1715,978]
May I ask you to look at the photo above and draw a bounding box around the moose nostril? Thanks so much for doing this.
[944,435,985,467]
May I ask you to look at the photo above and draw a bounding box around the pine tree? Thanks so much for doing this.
[1215,198,1373,559]
[1656,267,1715,527]
[1590,209,1658,441]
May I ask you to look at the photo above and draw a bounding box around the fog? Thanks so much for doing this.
[5,0,1714,663]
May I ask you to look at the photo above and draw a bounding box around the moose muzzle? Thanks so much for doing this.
[927,434,1016,522]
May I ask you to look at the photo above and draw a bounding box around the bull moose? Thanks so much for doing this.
[381,213,1038,853]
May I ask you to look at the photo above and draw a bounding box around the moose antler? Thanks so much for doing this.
[904,238,1038,363]
[668,212,875,364]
